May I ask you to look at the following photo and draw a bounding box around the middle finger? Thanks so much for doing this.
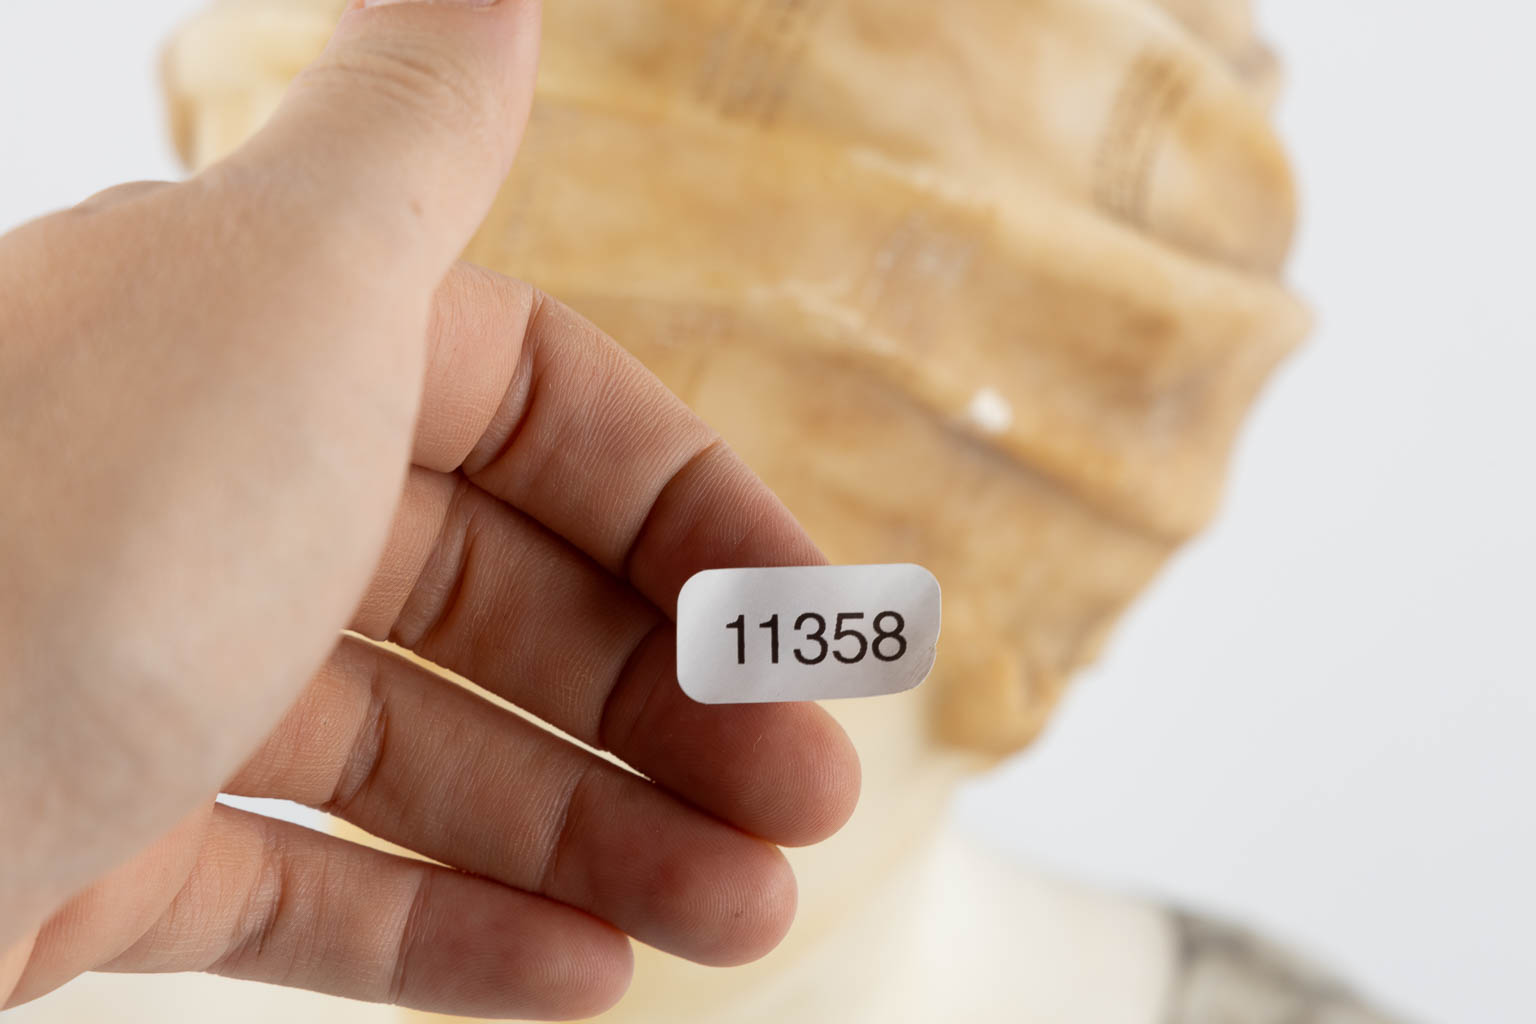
[350,466,859,849]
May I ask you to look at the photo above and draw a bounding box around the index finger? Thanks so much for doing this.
[411,263,825,612]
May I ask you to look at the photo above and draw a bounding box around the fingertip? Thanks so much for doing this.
[626,442,828,615]
[605,662,862,851]
[418,888,633,1021]
[624,825,798,969]
[693,701,863,849]
[773,704,863,848]
[528,918,633,1022]
[696,840,799,968]
[748,844,800,966]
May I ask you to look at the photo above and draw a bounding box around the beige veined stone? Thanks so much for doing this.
[162,0,1308,758]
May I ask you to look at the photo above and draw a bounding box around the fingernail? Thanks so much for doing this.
[362,0,498,7]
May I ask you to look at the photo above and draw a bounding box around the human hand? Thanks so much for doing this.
[0,0,859,1017]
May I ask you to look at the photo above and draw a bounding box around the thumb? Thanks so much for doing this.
[222,0,542,281]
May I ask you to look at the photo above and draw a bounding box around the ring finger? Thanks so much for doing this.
[227,635,797,967]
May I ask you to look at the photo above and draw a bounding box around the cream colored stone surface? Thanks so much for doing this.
[163,0,1309,757]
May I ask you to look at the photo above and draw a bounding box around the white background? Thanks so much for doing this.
[1,3,1531,1023]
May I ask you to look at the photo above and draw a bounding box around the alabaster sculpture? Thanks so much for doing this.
[138,1,1404,1022]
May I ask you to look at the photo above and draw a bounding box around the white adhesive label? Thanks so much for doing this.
[676,564,942,704]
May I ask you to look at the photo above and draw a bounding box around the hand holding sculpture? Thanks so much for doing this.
[0,2,859,1017]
